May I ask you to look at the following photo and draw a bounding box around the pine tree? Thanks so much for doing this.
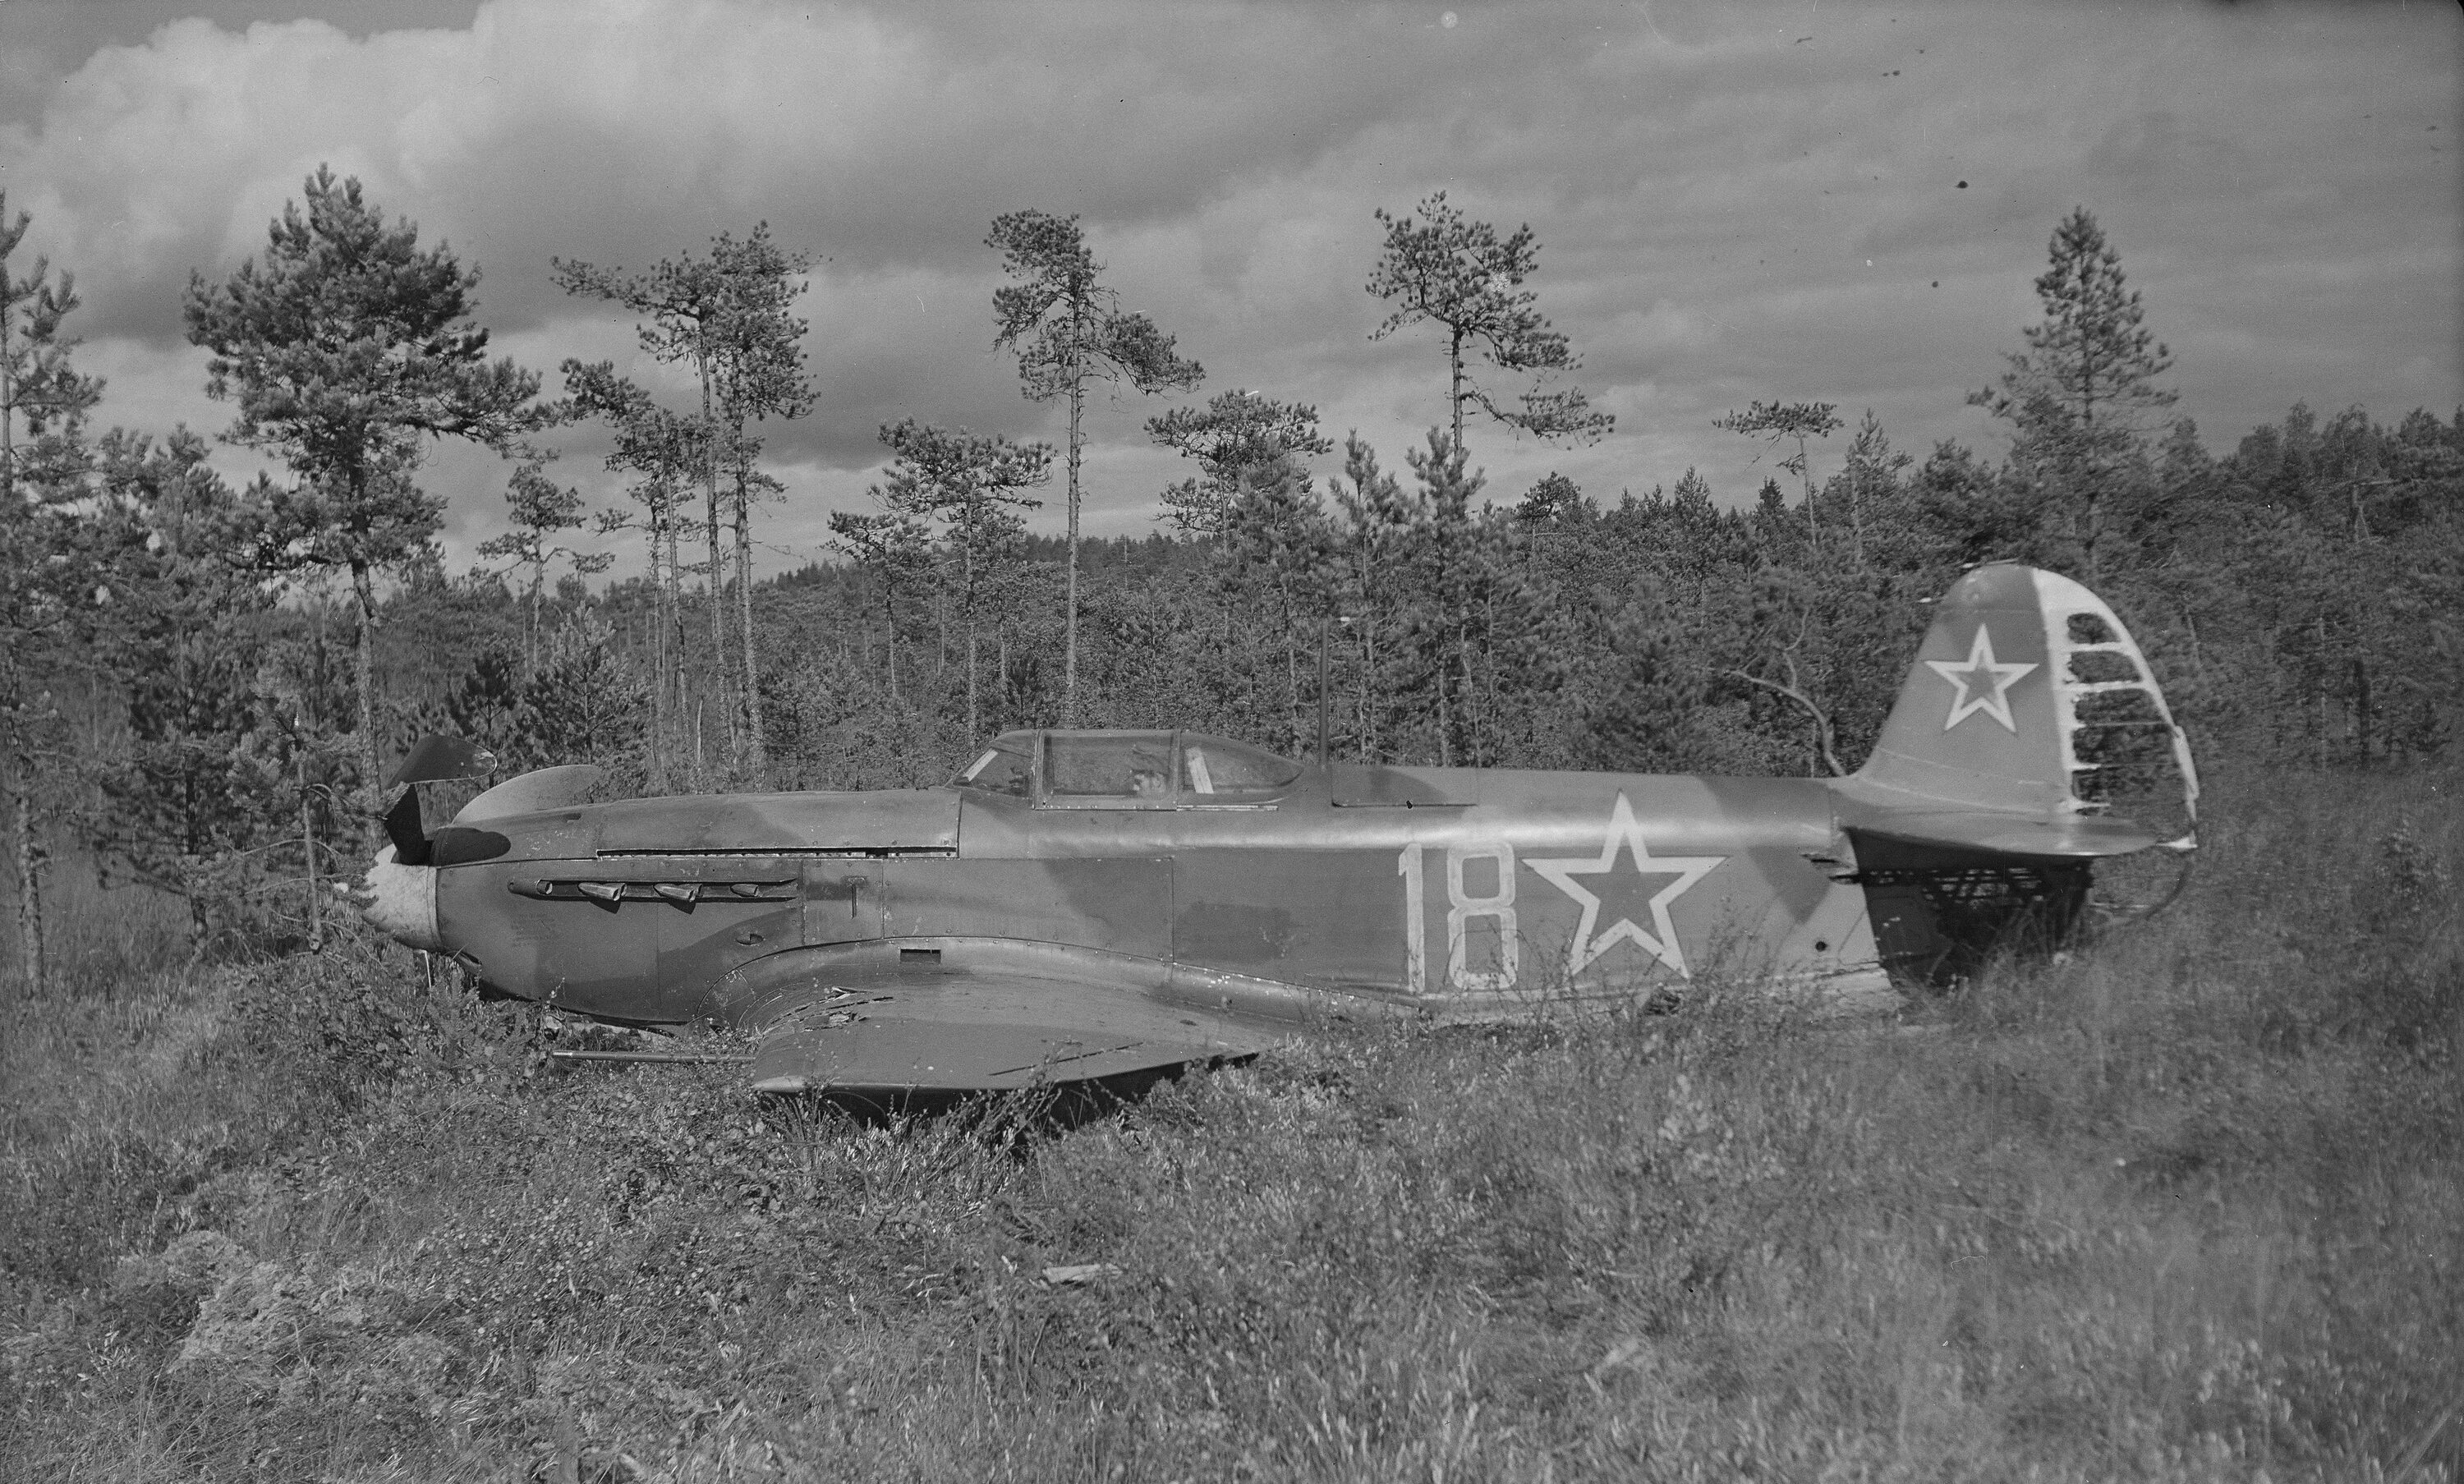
[1149,388,1331,537]
[1368,192,1611,457]
[1574,582,1706,773]
[704,225,816,779]
[867,420,1052,740]
[185,167,548,826]
[1515,471,1585,526]
[988,209,1203,724]
[1826,411,1914,569]
[0,194,105,997]
[1969,206,2177,585]
[1713,401,1841,552]
[476,462,610,678]
[1327,434,1419,761]
[522,610,647,777]
[563,361,704,791]
[825,508,933,704]
[556,227,820,776]
[1219,457,1337,756]
[85,430,290,951]
[1397,430,1512,766]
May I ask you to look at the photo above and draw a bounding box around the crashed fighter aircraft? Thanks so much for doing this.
[363,563,2197,1100]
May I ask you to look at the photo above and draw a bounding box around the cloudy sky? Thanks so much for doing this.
[1,0,2456,577]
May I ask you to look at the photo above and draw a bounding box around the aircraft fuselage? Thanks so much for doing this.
[421,752,1880,1027]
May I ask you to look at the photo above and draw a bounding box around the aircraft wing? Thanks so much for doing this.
[736,948,1280,1098]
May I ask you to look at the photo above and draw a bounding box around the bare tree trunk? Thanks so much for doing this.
[1458,623,1474,766]
[645,507,669,793]
[960,528,978,739]
[1483,591,1499,765]
[1063,374,1084,727]
[2082,486,2102,588]
[700,365,733,768]
[1355,542,1377,762]
[299,742,321,952]
[526,566,544,678]
[2306,616,2326,769]
[2,269,16,508]
[665,507,687,771]
[733,471,765,781]
[2355,656,2372,769]
[1280,575,1300,756]
[1358,616,1374,763]
[1449,328,1466,456]
[2080,399,2099,588]
[351,558,383,828]
[6,734,46,999]
[883,586,900,703]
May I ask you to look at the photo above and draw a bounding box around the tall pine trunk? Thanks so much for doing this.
[665,503,687,780]
[351,558,382,828]
[5,728,45,999]
[526,565,544,678]
[881,578,900,703]
[1280,573,1300,756]
[1063,374,1084,726]
[963,527,979,741]
[645,496,670,793]
[700,364,732,769]
[733,466,765,780]
[1449,327,1466,456]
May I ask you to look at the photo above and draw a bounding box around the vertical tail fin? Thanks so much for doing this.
[1844,562,2199,851]
[1835,563,2199,984]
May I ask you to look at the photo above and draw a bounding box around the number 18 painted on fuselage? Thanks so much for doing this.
[1371,776,1871,999]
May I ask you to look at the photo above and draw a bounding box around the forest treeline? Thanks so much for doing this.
[0,173,2457,981]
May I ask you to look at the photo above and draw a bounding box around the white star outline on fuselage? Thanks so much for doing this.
[1525,793,1725,979]
[1924,624,2039,733]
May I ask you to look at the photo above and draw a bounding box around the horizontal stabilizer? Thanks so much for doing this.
[1830,779,2159,859]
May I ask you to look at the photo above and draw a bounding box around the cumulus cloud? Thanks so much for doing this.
[0,0,2453,573]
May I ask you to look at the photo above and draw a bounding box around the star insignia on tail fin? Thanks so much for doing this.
[1926,625,2039,733]
[1528,793,1724,979]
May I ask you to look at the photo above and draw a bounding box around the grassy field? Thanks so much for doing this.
[2,768,2457,1482]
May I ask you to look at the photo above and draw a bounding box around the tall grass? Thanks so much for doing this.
[0,852,194,1001]
[2,769,2457,1482]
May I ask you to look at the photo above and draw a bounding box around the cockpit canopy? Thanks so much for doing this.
[954,730,1303,808]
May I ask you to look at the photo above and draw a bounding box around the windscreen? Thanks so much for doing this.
[955,741,1033,797]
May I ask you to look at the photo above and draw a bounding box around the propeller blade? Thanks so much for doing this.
[454,764,607,825]
[387,734,499,789]
[382,787,431,866]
